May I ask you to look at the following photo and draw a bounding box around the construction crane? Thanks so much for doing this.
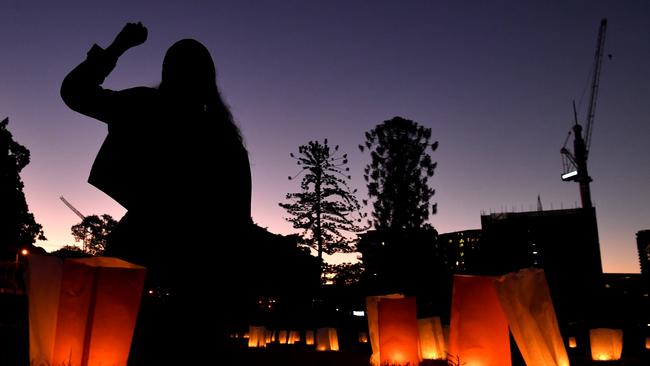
[59,196,86,220]
[59,196,88,251]
[560,18,607,209]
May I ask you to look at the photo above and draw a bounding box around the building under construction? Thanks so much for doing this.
[479,207,603,324]
[637,230,650,278]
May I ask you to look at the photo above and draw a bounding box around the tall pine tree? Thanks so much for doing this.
[280,139,366,264]
[357,117,446,303]
[359,116,438,231]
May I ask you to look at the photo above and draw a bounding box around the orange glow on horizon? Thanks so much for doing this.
[32,207,642,273]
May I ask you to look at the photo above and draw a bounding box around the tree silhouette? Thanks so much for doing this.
[359,116,438,231]
[357,117,449,311]
[279,140,367,265]
[51,245,89,259]
[0,117,46,260]
[322,262,364,286]
[71,214,118,256]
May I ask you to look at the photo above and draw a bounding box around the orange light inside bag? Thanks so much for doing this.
[449,275,511,366]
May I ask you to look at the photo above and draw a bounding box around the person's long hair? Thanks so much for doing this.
[159,39,242,144]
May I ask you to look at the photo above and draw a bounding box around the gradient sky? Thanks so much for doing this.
[2,1,648,272]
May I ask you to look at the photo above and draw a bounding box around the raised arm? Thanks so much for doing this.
[60,22,148,122]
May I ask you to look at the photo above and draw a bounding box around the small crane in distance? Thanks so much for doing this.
[59,195,89,252]
[560,18,607,209]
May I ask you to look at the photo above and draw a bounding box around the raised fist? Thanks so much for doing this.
[112,22,148,51]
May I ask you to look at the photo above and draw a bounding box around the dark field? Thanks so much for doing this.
[2,293,649,366]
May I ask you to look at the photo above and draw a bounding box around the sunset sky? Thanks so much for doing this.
[2,1,648,272]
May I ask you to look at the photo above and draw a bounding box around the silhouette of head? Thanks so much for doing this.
[161,39,243,142]
[161,39,216,103]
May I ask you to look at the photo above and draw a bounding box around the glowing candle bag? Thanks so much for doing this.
[27,256,146,366]
[589,328,623,361]
[366,293,404,366]
[264,329,274,344]
[305,330,315,345]
[494,268,570,366]
[568,336,577,349]
[449,275,511,366]
[316,327,339,351]
[278,330,288,344]
[418,317,446,360]
[248,326,266,347]
[288,330,301,344]
[25,254,63,366]
[378,297,420,366]
[359,332,368,343]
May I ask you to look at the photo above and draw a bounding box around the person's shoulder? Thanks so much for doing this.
[117,86,161,110]
[119,86,159,98]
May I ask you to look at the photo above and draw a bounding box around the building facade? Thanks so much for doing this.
[438,229,481,274]
[479,207,603,323]
[636,230,650,278]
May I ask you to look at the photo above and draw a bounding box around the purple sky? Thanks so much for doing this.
[2,1,649,272]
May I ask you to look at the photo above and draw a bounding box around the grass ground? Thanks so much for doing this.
[0,293,28,366]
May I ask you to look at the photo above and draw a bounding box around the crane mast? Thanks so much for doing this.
[561,18,607,209]
[59,196,88,251]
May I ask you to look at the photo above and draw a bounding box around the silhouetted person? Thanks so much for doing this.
[62,22,252,364]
